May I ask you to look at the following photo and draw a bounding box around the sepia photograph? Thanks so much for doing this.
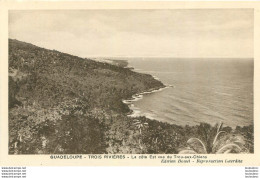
[8,9,254,155]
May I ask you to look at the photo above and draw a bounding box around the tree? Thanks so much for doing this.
[179,122,245,154]
[133,119,148,150]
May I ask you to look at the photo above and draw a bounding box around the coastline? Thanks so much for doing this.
[121,63,173,120]
[122,85,170,119]
[8,39,254,154]
[120,60,251,128]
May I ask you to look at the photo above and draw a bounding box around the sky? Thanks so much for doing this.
[9,9,253,58]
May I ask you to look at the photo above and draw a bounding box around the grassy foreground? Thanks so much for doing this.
[9,39,253,154]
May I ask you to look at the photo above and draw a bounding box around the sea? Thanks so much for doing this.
[123,58,253,128]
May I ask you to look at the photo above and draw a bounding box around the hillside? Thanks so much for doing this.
[9,39,164,111]
[8,39,253,154]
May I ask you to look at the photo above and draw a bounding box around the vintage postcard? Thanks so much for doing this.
[0,1,260,166]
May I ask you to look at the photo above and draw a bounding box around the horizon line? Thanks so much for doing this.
[9,39,253,59]
[86,56,254,59]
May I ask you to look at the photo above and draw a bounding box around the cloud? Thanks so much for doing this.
[9,9,253,58]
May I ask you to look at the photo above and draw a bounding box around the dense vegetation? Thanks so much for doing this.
[9,39,253,154]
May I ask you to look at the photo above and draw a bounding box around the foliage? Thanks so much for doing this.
[179,122,250,154]
[8,39,254,154]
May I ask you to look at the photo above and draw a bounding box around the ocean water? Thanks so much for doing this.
[125,58,253,127]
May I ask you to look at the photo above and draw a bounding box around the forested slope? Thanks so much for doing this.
[8,39,253,154]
